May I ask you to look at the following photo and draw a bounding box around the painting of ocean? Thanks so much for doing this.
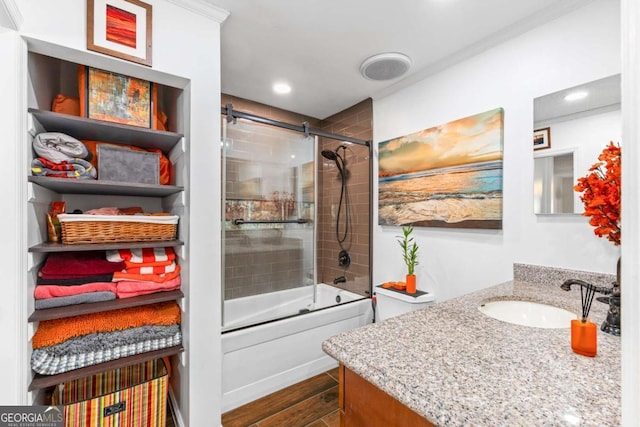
[378,108,504,229]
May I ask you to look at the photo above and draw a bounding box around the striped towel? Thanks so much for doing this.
[107,247,176,263]
[124,261,177,275]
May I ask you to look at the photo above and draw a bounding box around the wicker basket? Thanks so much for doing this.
[58,214,178,244]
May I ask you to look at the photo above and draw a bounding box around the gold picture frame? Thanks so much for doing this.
[87,0,152,66]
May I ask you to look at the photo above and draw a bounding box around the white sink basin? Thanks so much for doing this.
[478,300,576,329]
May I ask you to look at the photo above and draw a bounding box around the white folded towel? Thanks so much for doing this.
[32,132,89,163]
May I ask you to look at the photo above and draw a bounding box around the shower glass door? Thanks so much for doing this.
[222,118,316,331]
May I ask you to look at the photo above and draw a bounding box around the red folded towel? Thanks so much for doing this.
[39,251,124,279]
[123,259,174,269]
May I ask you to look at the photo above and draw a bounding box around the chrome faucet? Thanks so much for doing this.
[560,278,620,336]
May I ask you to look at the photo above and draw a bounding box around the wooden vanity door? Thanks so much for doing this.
[339,364,435,427]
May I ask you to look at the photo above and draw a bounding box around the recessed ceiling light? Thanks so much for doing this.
[564,91,588,101]
[273,82,292,95]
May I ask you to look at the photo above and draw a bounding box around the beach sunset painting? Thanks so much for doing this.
[378,108,504,229]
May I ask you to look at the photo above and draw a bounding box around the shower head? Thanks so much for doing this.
[322,146,348,178]
[321,150,338,161]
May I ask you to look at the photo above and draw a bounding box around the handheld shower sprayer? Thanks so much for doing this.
[321,144,352,268]
[321,146,347,177]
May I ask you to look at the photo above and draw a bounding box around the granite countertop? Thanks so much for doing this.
[322,268,621,426]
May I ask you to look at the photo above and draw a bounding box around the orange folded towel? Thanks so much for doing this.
[32,301,181,349]
[124,259,174,269]
[112,266,181,283]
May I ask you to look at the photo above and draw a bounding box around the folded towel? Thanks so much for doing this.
[32,132,88,163]
[36,273,114,286]
[107,247,176,263]
[31,157,97,179]
[35,282,117,299]
[124,261,177,275]
[31,328,182,375]
[34,324,181,357]
[32,301,181,349]
[39,251,124,279]
[34,291,116,309]
[84,207,121,215]
[116,276,181,299]
[112,266,181,283]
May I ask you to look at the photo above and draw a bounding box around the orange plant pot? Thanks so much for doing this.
[571,319,597,357]
[405,274,416,294]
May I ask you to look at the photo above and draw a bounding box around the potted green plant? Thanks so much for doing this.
[397,225,419,294]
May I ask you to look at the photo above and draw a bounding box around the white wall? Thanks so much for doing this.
[0,27,25,406]
[2,1,227,425]
[373,0,621,302]
[620,0,640,423]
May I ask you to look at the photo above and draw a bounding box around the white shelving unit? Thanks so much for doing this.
[25,51,189,402]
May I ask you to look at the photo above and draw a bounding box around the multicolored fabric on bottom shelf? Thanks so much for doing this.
[51,358,167,427]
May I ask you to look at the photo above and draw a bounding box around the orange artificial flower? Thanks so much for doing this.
[574,142,621,246]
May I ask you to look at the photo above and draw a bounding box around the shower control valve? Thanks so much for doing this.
[338,250,351,267]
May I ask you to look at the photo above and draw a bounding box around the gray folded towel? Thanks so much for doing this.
[34,291,116,309]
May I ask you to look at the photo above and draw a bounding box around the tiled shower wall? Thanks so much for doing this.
[221,94,371,298]
[319,100,372,297]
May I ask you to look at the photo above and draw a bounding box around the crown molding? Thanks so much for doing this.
[163,0,229,24]
[0,0,23,30]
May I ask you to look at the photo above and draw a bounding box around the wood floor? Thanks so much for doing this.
[221,368,341,427]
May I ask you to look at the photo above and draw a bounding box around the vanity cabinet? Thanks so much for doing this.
[25,51,188,398]
[339,365,434,427]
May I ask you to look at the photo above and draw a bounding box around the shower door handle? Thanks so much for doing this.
[232,218,310,225]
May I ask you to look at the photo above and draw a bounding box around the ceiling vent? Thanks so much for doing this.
[360,52,412,81]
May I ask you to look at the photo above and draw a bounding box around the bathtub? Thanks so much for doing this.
[221,284,372,412]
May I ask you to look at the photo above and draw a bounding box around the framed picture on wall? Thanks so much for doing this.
[533,127,551,150]
[87,0,153,66]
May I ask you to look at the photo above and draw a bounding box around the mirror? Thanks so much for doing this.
[533,74,621,214]
[534,149,578,214]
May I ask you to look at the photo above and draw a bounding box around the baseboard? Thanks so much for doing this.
[222,355,338,413]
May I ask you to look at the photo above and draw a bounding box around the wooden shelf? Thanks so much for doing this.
[29,345,184,391]
[29,239,184,253]
[28,176,183,197]
[29,108,183,152]
[29,290,184,322]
